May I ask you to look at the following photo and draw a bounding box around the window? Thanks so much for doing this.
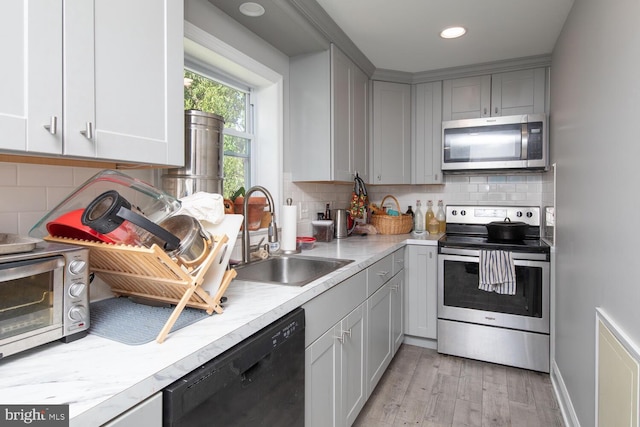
[183,69,253,199]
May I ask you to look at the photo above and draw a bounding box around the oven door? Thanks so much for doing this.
[438,250,549,334]
[0,257,64,352]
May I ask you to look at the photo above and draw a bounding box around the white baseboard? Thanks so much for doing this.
[551,359,581,427]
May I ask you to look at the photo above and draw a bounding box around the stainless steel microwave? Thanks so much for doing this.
[0,243,90,360]
[442,114,548,172]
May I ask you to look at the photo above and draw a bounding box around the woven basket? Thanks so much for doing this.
[371,195,413,235]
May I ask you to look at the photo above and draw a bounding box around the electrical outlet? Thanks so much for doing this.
[299,202,308,220]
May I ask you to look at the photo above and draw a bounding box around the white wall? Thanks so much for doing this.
[551,0,640,425]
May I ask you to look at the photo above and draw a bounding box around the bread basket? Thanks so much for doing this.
[370,195,412,235]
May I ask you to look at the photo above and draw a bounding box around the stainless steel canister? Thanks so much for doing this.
[162,110,225,198]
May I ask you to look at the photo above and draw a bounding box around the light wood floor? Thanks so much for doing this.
[354,344,564,427]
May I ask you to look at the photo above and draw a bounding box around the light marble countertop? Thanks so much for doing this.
[0,232,440,426]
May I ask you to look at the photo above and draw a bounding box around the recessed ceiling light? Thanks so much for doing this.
[440,26,467,39]
[239,2,265,17]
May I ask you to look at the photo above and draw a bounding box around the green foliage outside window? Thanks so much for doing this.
[184,70,250,198]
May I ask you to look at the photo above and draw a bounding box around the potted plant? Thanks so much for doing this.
[229,187,267,230]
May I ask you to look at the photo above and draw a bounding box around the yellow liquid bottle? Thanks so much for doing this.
[426,200,438,234]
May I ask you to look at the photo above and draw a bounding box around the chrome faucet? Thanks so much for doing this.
[242,186,279,264]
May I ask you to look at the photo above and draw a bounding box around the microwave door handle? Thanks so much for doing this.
[521,123,529,160]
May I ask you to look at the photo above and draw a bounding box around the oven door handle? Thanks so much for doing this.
[0,257,65,282]
[439,246,548,261]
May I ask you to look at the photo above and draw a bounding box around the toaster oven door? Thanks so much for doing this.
[0,256,64,351]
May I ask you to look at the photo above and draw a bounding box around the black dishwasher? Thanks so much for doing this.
[163,308,305,427]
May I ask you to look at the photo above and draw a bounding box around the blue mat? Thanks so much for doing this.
[89,297,210,345]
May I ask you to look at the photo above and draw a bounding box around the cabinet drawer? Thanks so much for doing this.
[392,248,405,275]
[367,254,393,296]
[303,270,367,347]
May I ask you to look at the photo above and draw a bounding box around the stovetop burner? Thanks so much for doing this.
[438,234,550,254]
[438,205,550,254]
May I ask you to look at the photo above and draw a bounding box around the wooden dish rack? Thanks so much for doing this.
[45,234,236,343]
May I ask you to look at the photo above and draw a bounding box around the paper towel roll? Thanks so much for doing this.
[281,205,297,251]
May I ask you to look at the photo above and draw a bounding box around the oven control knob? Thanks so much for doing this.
[526,211,533,218]
[451,210,458,216]
[69,283,86,298]
[68,260,87,276]
[516,211,523,217]
[460,210,466,216]
[68,305,87,322]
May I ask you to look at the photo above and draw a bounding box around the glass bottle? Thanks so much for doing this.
[324,203,331,220]
[405,206,414,231]
[413,201,425,234]
[426,200,439,234]
[436,200,446,233]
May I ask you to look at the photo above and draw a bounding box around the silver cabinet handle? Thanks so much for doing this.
[342,328,352,339]
[376,270,389,277]
[483,107,488,115]
[396,259,404,264]
[334,333,345,344]
[495,106,499,114]
[80,122,93,140]
[43,116,57,135]
[391,283,399,292]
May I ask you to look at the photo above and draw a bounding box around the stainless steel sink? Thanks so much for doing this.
[234,255,354,287]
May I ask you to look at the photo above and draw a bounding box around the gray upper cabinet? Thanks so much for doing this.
[412,82,443,184]
[0,0,184,166]
[371,81,411,185]
[291,44,368,182]
[442,68,547,121]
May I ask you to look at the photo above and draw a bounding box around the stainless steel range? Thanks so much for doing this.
[437,205,550,372]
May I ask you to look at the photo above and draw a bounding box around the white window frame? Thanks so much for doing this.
[183,22,283,213]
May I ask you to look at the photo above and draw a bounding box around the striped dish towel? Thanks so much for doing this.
[479,250,516,295]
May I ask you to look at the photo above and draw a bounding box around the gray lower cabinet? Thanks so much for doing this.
[305,303,367,427]
[304,248,405,427]
[404,245,438,340]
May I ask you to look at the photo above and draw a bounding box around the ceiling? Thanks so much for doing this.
[208,0,575,74]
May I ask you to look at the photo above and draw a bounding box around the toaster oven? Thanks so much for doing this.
[0,243,90,360]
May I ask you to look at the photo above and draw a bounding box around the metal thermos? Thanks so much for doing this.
[333,209,350,239]
[162,110,225,198]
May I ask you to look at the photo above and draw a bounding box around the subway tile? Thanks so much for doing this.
[444,175,470,184]
[470,193,488,201]
[465,184,478,193]
[487,193,507,201]
[0,163,18,185]
[469,176,488,183]
[497,184,516,193]
[488,176,507,183]
[18,164,73,187]
[478,184,491,193]
[506,175,527,182]
[0,188,47,212]
[0,213,18,234]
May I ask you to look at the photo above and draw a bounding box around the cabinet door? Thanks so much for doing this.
[366,281,392,394]
[390,273,404,354]
[65,0,184,166]
[306,324,342,427]
[0,0,63,154]
[412,82,443,184]
[442,75,491,120]
[491,68,546,116]
[372,81,411,184]
[341,305,367,427]
[331,45,353,182]
[404,245,438,339]
[352,65,369,183]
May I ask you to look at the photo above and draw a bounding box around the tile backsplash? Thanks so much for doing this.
[0,161,553,239]
[285,171,552,236]
[0,162,155,236]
